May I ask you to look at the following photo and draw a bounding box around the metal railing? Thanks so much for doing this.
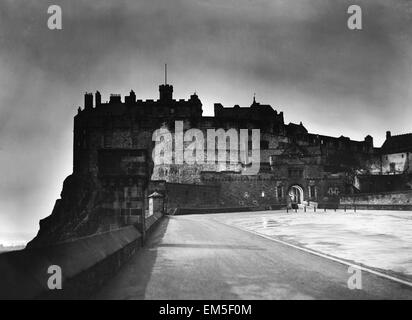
[286,203,412,212]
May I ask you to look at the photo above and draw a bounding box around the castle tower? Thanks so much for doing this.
[159,64,173,100]
[159,84,173,100]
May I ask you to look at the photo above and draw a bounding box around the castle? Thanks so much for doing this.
[27,81,412,247]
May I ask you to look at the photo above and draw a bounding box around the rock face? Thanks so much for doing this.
[27,174,102,248]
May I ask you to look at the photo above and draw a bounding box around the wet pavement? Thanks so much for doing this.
[218,209,412,277]
[96,212,412,300]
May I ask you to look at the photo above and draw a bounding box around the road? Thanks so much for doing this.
[95,214,412,299]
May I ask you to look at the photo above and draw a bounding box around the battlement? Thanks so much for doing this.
[298,132,374,153]
[76,84,203,121]
[75,83,374,156]
[214,101,284,124]
[109,94,122,104]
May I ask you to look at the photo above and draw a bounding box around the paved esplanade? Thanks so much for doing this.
[96,214,412,299]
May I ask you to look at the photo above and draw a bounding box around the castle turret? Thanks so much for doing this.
[190,92,199,101]
[125,90,136,104]
[159,84,173,101]
[84,92,93,110]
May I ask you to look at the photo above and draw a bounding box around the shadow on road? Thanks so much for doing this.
[94,216,170,300]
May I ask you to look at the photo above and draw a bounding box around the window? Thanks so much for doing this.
[309,186,316,198]
[277,186,283,199]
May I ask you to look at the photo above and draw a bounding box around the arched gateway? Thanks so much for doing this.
[287,185,304,208]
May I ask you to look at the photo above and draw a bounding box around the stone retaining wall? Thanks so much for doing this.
[340,190,412,205]
[0,226,141,299]
[339,190,412,210]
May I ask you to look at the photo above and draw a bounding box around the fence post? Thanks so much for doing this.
[354,205,356,213]
[344,205,346,212]
[304,206,306,213]
[324,207,326,212]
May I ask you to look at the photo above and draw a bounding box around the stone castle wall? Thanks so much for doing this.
[340,190,412,206]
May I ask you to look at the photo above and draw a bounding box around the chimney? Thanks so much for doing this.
[109,94,122,104]
[129,90,136,104]
[386,131,391,140]
[95,91,101,106]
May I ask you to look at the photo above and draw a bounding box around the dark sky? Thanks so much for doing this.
[0,0,411,244]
